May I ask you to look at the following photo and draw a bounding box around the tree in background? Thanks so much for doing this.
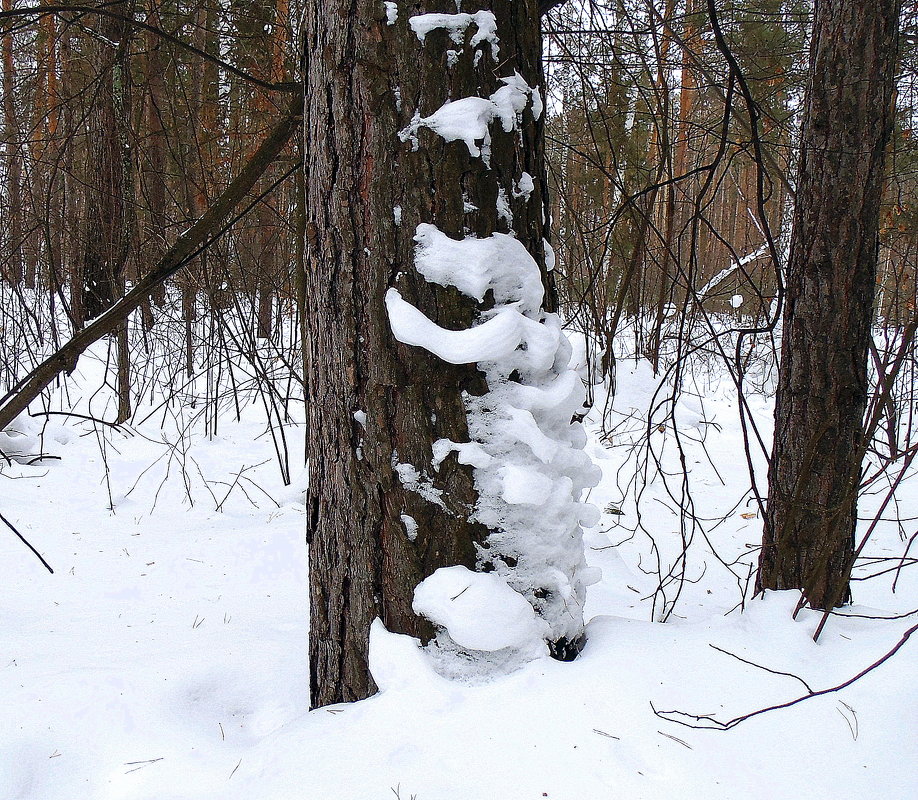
[759,0,901,609]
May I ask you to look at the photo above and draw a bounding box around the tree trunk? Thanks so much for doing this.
[305,0,553,707]
[2,0,23,286]
[759,0,900,610]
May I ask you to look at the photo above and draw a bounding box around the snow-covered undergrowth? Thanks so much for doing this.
[2,337,915,799]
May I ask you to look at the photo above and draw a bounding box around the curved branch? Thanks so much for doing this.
[653,622,917,730]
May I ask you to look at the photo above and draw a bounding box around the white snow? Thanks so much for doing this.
[543,237,556,271]
[413,223,544,313]
[1,342,916,799]
[514,171,535,200]
[408,11,499,60]
[392,454,448,511]
[499,462,557,504]
[431,437,494,470]
[398,72,541,165]
[383,1,397,25]
[400,513,419,541]
[731,293,744,309]
[385,287,524,364]
[412,565,549,651]
[389,210,600,659]
[496,186,513,226]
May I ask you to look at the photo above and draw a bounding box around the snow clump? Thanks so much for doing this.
[413,566,550,652]
[398,72,541,165]
[387,22,599,670]
[387,222,600,658]
[409,11,499,60]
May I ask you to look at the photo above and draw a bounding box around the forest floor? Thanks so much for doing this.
[1,346,916,799]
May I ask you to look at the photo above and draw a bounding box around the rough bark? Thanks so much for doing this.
[2,0,23,286]
[305,0,552,707]
[76,2,135,323]
[759,0,900,610]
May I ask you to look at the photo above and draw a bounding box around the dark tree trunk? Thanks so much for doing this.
[305,0,552,707]
[759,0,900,610]
[78,2,134,323]
[2,0,23,286]
[142,0,169,318]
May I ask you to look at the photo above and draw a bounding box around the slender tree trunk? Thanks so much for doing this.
[759,0,901,610]
[142,0,169,319]
[2,0,23,286]
[78,2,135,322]
[305,0,552,707]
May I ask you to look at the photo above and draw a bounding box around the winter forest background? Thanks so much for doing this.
[1,1,916,798]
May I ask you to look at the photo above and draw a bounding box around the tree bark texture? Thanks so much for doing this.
[760,0,900,609]
[2,0,23,286]
[77,2,134,323]
[305,0,552,707]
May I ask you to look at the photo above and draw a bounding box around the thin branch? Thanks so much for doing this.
[0,510,54,573]
[0,3,299,93]
[654,622,917,730]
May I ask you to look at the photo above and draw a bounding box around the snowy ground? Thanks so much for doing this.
[2,350,916,799]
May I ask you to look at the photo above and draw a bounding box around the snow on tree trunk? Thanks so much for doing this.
[305,0,598,708]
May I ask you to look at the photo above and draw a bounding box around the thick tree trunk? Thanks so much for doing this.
[305,0,552,707]
[759,0,900,610]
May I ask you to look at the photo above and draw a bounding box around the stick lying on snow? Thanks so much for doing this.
[0,93,303,434]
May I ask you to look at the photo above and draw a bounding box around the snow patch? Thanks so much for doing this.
[385,288,524,364]
[413,224,543,314]
[398,72,540,165]
[409,11,499,60]
[413,566,549,652]
[496,187,513,227]
[400,513,419,541]
[543,239,556,272]
[513,171,535,200]
[431,438,494,470]
[392,453,449,511]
